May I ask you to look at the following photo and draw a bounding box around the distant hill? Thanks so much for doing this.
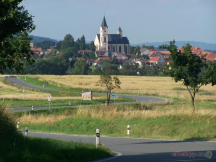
[29,35,58,43]
[132,41,216,51]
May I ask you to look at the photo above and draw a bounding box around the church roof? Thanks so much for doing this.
[101,16,108,28]
[97,34,129,44]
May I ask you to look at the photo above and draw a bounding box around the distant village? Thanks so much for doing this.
[29,17,216,75]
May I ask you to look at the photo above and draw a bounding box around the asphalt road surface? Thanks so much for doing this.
[4,76,216,161]
[28,132,216,162]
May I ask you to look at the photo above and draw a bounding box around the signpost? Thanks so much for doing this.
[111,94,118,103]
[48,94,52,110]
[82,91,93,100]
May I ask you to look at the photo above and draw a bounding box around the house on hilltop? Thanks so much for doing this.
[94,16,130,54]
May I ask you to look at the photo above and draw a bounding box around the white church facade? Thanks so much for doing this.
[94,16,130,54]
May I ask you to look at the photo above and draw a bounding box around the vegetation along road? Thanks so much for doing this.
[5,76,216,161]
[5,76,167,111]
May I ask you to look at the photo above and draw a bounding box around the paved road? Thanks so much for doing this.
[29,132,216,162]
[5,76,216,161]
[4,76,167,109]
[4,76,57,91]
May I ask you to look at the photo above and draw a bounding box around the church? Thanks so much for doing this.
[94,16,130,54]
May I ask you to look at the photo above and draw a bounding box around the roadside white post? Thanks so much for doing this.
[48,94,52,110]
[127,125,130,135]
[32,106,33,110]
[25,127,28,136]
[69,101,71,105]
[96,129,100,148]
[17,121,20,130]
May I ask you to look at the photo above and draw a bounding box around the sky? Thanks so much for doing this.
[21,0,216,44]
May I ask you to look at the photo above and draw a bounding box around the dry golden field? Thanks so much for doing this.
[19,75,216,101]
[0,75,216,101]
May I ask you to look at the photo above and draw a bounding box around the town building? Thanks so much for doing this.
[94,16,130,54]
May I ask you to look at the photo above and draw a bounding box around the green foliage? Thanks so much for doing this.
[29,35,57,43]
[34,40,56,50]
[24,55,68,75]
[102,60,119,75]
[68,59,89,75]
[0,0,35,74]
[142,44,155,49]
[88,41,96,51]
[160,40,216,113]
[120,63,138,75]
[98,74,121,104]
[61,34,74,51]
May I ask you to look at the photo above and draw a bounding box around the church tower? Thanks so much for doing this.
[100,16,108,51]
[117,27,122,38]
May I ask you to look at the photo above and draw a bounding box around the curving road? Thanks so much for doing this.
[29,132,216,162]
[4,76,167,108]
[4,77,216,161]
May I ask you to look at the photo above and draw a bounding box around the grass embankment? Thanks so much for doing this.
[0,104,113,161]
[5,97,133,108]
[17,100,216,141]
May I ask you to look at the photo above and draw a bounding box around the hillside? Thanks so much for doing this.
[133,41,216,51]
[29,35,216,51]
[29,35,58,43]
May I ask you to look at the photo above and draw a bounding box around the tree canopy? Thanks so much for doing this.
[160,40,216,113]
[98,74,121,105]
[0,0,35,74]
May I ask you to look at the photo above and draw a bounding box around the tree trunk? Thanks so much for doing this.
[107,92,111,105]
[186,86,196,114]
[106,92,109,105]
[191,96,196,114]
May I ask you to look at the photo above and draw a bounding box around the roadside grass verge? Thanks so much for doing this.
[0,103,113,162]
[16,100,216,141]
[19,76,92,93]
[0,134,113,162]
[4,97,133,108]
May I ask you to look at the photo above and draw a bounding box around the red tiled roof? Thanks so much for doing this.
[200,52,216,61]
[148,51,155,57]
[98,56,110,60]
[43,53,52,58]
[160,51,171,55]
[31,47,43,52]
[179,46,203,54]
[149,49,157,52]
[149,57,160,62]
[140,48,146,53]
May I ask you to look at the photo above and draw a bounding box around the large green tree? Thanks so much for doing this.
[61,34,74,51]
[98,74,121,105]
[0,0,35,74]
[160,40,216,113]
[70,59,89,75]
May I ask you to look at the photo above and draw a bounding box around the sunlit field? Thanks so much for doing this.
[1,75,216,140]
[16,75,216,101]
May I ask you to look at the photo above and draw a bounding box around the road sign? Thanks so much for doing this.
[111,94,118,97]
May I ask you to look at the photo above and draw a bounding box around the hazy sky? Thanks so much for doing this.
[21,0,216,44]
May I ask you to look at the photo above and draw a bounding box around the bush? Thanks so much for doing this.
[0,103,17,137]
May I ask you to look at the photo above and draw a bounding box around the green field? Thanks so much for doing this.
[1,75,216,161]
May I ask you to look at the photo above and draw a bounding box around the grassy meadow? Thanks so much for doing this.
[1,75,216,141]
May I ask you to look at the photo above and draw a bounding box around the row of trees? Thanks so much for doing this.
[34,40,56,50]
[15,56,166,76]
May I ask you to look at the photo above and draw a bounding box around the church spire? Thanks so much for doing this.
[101,16,108,28]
